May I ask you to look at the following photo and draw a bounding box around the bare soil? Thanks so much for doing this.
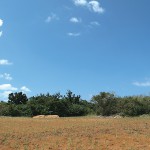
[0,117,150,150]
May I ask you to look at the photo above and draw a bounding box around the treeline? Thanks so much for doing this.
[0,91,150,117]
[0,91,94,117]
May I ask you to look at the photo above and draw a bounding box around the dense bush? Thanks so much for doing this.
[0,102,10,116]
[91,92,119,116]
[1,91,150,117]
[0,91,93,117]
[92,93,150,116]
[120,96,150,116]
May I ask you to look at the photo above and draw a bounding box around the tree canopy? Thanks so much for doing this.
[8,92,28,105]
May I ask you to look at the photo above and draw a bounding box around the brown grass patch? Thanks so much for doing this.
[1,117,150,149]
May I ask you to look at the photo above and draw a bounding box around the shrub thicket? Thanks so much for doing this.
[1,91,150,117]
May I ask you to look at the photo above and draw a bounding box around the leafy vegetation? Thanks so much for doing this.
[91,92,150,116]
[0,90,94,117]
[0,90,150,117]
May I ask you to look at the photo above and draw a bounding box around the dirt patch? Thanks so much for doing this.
[98,115,123,119]
[32,115,59,119]
[45,115,59,118]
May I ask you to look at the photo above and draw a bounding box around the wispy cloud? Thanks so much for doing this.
[0,19,3,27]
[20,86,31,92]
[68,32,81,37]
[0,59,13,65]
[0,31,2,37]
[45,13,59,23]
[90,21,100,26]
[73,0,104,14]
[0,73,13,81]
[63,5,72,10]
[0,19,3,37]
[0,84,17,91]
[70,17,81,23]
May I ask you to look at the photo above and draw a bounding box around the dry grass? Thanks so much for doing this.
[1,116,150,150]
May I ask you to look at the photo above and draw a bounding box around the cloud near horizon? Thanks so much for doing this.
[0,84,31,101]
[73,0,104,14]
[0,84,17,91]
[133,81,150,87]
[20,86,31,92]
[0,91,13,100]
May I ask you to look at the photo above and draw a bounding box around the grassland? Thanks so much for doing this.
[1,116,150,150]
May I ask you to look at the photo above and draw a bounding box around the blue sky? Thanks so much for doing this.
[0,0,150,101]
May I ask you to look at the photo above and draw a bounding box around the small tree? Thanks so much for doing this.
[8,92,28,105]
[91,92,118,116]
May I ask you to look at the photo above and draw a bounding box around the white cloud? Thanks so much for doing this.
[0,73,13,81]
[0,59,12,65]
[90,21,100,26]
[133,81,150,87]
[20,86,31,92]
[0,19,3,27]
[68,32,81,37]
[74,0,87,6]
[73,0,104,14]
[45,13,59,23]
[88,1,104,13]
[0,84,17,91]
[70,17,81,23]
[0,31,2,37]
